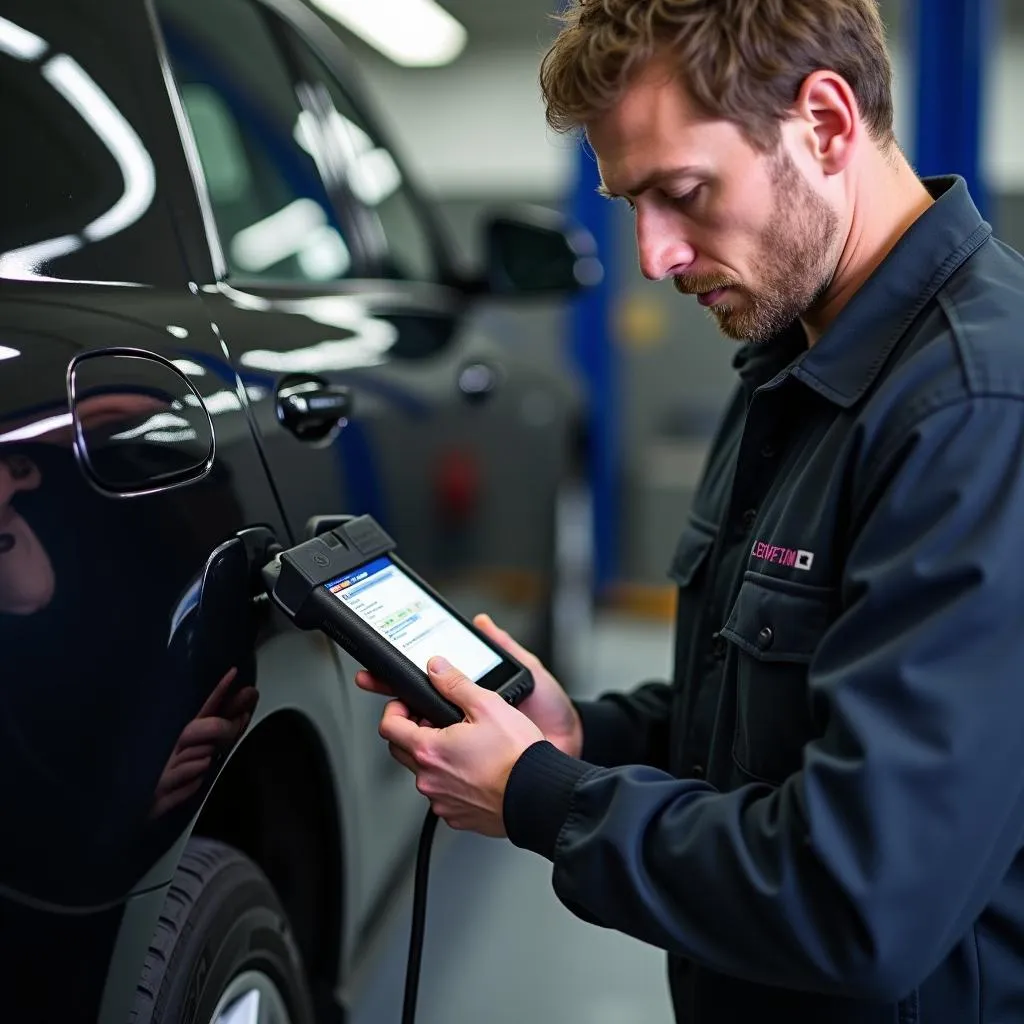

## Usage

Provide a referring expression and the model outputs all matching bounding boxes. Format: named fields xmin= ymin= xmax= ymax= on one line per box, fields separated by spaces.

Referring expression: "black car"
xmin=0 ymin=0 xmax=596 ymax=1019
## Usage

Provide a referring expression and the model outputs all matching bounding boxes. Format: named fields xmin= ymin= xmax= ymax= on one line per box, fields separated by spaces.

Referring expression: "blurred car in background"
xmin=0 ymin=0 xmax=598 ymax=1020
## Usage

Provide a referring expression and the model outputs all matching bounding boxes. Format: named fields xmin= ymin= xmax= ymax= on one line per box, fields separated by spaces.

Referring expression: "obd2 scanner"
xmin=262 ymin=516 xmax=535 ymax=1022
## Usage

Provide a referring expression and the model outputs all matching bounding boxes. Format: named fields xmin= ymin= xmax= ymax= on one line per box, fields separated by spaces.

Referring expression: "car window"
xmin=290 ymin=45 xmax=442 ymax=284
xmin=0 ymin=6 xmax=190 ymax=286
xmin=155 ymin=0 xmax=354 ymax=283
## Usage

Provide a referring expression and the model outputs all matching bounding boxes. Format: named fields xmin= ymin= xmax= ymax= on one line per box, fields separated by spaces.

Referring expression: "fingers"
xmin=426 ymin=657 xmax=487 ymax=714
xmin=157 ymin=756 xmax=212 ymax=794
xmin=354 ymin=670 xmax=395 ymax=697
xmin=178 ymin=716 xmax=240 ymax=747
xmin=379 ymin=699 xmax=421 ymax=749
xmin=171 ymin=743 xmax=217 ymax=764
xmin=224 ymin=686 xmax=259 ymax=721
xmin=388 ymin=741 xmax=417 ymax=773
xmin=197 ymin=667 xmax=238 ymax=718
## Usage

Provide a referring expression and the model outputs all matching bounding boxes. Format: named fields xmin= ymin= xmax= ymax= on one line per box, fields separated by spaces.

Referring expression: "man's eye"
xmin=670 ymin=185 xmax=703 ymax=207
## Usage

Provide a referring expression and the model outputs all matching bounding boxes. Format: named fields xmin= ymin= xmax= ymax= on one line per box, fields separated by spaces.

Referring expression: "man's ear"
xmin=792 ymin=69 xmax=860 ymax=175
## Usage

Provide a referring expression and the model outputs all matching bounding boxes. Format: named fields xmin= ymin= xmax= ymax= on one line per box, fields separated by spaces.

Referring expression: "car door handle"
xmin=276 ymin=375 xmax=353 ymax=443
xmin=457 ymin=360 xmax=501 ymax=405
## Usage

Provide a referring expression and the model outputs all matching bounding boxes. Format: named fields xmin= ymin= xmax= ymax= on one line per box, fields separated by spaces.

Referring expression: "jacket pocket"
xmin=720 ymin=574 xmax=834 ymax=785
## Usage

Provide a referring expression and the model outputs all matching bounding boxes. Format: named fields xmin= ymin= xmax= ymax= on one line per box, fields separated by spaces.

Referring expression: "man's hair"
xmin=540 ymin=0 xmax=895 ymax=152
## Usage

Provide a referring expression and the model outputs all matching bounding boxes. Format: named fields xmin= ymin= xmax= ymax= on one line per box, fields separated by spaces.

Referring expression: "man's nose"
xmin=636 ymin=204 xmax=696 ymax=281
xmin=0 ymin=463 xmax=15 ymax=508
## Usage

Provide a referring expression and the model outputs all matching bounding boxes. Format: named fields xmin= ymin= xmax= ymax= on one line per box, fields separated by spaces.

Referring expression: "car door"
xmin=0 ymin=1 xmax=298 ymax=1019
xmin=150 ymin=0 xmax=430 ymax=940
xmin=153 ymin=0 xmax=575 ymax=645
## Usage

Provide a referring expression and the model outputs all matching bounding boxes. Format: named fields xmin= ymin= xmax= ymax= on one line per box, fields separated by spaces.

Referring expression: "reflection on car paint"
xmin=229 ymin=198 xmax=352 ymax=278
xmin=0 ymin=454 xmax=55 ymax=615
xmin=0 ymin=324 xmax=272 ymax=917
xmin=0 ymin=15 xmax=155 ymax=281
xmin=0 ymin=0 xmax=582 ymax=1013
xmin=219 ymin=285 xmax=400 ymax=372
xmin=150 ymin=666 xmax=257 ymax=820
xmin=178 ymin=344 xmax=432 ymax=418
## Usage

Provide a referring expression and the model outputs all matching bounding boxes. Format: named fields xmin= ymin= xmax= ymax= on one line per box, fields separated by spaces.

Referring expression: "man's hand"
xmin=475 ymin=614 xmax=583 ymax=758
xmin=355 ymin=613 xmax=583 ymax=758
xmin=150 ymin=667 xmax=258 ymax=819
xmin=377 ymin=656 xmax=544 ymax=836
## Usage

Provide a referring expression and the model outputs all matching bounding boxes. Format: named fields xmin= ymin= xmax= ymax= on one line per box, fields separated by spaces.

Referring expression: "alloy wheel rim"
xmin=210 ymin=969 xmax=293 ymax=1024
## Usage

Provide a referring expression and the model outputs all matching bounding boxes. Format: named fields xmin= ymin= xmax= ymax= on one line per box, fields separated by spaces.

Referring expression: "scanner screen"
xmin=325 ymin=557 xmax=502 ymax=683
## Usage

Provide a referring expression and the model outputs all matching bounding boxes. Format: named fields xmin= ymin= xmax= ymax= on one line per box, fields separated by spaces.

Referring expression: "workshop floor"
xmin=349 ymin=612 xmax=677 ymax=1024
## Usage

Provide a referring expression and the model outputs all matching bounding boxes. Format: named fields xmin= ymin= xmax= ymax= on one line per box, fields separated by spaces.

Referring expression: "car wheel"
xmin=131 ymin=838 xmax=315 ymax=1024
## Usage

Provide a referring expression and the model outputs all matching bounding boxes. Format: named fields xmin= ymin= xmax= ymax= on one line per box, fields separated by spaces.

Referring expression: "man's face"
xmin=0 ymin=455 xmax=55 ymax=615
xmin=588 ymin=61 xmax=842 ymax=343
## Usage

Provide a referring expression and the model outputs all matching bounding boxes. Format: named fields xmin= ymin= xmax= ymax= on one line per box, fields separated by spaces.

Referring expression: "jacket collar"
xmin=733 ymin=176 xmax=992 ymax=406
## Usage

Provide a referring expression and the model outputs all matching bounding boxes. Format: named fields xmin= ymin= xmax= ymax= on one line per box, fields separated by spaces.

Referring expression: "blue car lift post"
xmin=908 ymin=0 xmax=996 ymax=218
xmin=569 ymin=140 xmax=618 ymax=598
xmin=570 ymin=0 xmax=998 ymax=597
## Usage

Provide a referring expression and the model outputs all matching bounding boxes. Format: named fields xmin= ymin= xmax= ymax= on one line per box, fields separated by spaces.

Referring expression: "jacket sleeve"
xmin=504 ymin=396 xmax=1024 ymax=1001
xmin=572 ymin=682 xmax=673 ymax=770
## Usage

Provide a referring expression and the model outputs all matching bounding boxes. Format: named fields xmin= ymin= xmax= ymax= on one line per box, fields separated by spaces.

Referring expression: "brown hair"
xmin=540 ymin=0 xmax=895 ymax=152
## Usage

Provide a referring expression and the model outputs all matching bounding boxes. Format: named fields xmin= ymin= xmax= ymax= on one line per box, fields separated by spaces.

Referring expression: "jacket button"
xmin=741 ymin=508 xmax=758 ymax=531
xmin=760 ymin=442 xmax=777 ymax=459
xmin=757 ymin=626 xmax=774 ymax=650
xmin=710 ymin=632 xmax=727 ymax=659
xmin=691 ymin=764 xmax=705 ymax=779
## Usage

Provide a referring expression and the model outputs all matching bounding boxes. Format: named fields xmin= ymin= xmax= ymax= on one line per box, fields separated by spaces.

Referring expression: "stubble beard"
xmin=679 ymin=151 xmax=841 ymax=344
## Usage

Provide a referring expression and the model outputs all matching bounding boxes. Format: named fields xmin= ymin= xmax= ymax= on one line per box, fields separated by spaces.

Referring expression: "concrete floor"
xmin=350 ymin=613 xmax=677 ymax=1024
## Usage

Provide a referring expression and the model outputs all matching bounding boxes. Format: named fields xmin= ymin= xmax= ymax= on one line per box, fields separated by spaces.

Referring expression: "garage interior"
xmin=0 ymin=0 xmax=1018 ymax=1021
xmin=338 ymin=0 xmax=1016 ymax=1019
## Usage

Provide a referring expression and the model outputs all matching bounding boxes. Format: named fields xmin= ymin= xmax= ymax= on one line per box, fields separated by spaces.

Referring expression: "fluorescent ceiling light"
xmin=0 ymin=413 xmax=72 ymax=443
xmin=143 ymin=428 xmax=199 ymax=444
xmin=310 ymin=0 xmax=466 ymax=67
xmin=231 ymin=198 xmax=351 ymax=278
xmin=0 ymin=235 xmax=81 ymax=279
xmin=42 ymin=55 xmax=156 ymax=243
xmin=183 ymin=390 xmax=241 ymax=415
xmin=241 ymin=337 xmax=393 ymax=373
xmin=171 ymin=358 xmax=205 ymax=376
xmin=0 ymin=15 xmax=47 ymax=61
xmin=110 ymin=413 xmax=192 ymax=441
xmin=0 ymin=49 xmax=155 ymax=280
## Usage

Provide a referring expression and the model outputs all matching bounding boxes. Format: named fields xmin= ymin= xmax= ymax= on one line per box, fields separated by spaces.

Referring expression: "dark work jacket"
xmin=503 ymin=177 xmax=1024 ymax=1023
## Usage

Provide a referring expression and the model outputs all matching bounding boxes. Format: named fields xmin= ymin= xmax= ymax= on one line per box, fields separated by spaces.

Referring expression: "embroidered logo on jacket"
xmin=751 ymin=540 xmax=815 ymax=571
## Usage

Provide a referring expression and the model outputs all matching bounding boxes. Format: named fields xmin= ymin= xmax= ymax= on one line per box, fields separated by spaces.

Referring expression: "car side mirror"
xmin=478 ymin=206 xmax=604 ymax=297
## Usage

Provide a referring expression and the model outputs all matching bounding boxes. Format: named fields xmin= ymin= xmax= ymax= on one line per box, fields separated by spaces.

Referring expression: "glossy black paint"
xmin=0 ymin=0 xmax=590 ymax=1019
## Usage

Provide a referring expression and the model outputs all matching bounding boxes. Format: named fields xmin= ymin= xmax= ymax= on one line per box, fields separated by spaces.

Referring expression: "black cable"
xmin=401 ymin=808 xmax=440 ymax=1024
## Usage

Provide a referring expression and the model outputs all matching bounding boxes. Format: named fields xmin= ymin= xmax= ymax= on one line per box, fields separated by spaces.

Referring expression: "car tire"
xmin=131 ymin=837 xmax=316 ymax=1024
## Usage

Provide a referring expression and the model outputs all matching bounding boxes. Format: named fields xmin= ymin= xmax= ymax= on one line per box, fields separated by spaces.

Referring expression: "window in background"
xmin=987 ymin=3 xmax=1024 ymax=254
xmin=291 ymin=46 xmax=441 ymax=283
xmin=156 ymin=0 xmax=353 ymax=283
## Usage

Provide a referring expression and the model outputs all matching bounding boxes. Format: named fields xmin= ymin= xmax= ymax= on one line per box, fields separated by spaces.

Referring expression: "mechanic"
xmin=356 ymin=0 xmax=1024 ymax=1020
